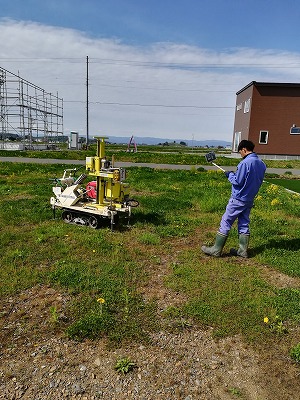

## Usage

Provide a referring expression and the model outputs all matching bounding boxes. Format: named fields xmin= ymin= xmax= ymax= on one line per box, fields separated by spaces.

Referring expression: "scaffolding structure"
xmin=0 ymin=67 xmax=63 ymax=148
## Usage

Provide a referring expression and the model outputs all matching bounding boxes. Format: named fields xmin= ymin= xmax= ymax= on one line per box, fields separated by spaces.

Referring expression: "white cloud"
xmin=1 ymin=18 xmax=300 ymax=142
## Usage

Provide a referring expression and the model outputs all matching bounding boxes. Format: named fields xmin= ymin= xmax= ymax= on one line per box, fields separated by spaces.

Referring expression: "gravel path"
xmin=1 ymin=156 xmax=300 ymax=175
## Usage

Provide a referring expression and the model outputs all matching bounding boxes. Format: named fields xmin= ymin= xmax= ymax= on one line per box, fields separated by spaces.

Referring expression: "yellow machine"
xmin=50 ymin=137 xmax=138 ymax=229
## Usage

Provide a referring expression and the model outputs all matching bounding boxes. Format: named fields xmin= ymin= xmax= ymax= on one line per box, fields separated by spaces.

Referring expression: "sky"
xmin=1 ymin=0 xmax=300 ymax=143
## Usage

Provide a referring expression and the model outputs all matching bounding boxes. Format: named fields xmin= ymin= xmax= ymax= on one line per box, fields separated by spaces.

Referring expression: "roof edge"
xmin=236 ymin=81 xmax=300 ymax=95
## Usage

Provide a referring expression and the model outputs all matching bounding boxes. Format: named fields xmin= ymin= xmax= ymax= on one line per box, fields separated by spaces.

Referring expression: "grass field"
xmin=265 ymin=177 xmax=300 ymax=193
xmin=1 ymin=144 xmax=300 ymax=170
xmin=1 ymin=161 xmax=300 ymax=355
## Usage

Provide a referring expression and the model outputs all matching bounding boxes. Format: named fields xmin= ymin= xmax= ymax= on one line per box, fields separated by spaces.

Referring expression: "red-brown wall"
xmin=233 ymin=84 xmax=253 ymax=146
xmin=233 ymin=82 xmax=300 ymax=156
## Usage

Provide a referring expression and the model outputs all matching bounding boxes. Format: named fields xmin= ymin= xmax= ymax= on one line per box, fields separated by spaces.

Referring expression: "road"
xmin=1 ymin=156 xmax=300 ymax=175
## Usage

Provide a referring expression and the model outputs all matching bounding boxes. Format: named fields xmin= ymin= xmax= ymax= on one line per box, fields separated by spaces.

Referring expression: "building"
xmin=233 ymin=81 xmax=300 ymax=159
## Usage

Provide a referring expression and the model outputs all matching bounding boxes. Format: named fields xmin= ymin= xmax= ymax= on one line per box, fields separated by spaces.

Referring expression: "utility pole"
xmin=86 ymin=55 xmax=89 ymax=148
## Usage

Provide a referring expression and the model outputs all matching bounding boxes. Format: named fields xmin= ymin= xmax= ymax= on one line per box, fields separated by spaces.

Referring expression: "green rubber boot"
xmin=230 ymin=234 xmax=250 ymax=258
xmin=201 ymin=232 xmax=228 ymax=257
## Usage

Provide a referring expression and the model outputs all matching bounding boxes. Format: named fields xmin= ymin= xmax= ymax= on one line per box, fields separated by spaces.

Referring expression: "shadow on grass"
xmin=50 ymin=210 xmax=166 ymax=231
xmin=251 ymin=238 xmax=300 ymax=256
xmin=130 ymin=210 xmax=167 ymax=226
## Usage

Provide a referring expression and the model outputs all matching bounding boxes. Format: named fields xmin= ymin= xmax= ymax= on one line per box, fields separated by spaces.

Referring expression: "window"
xmin=244 ymin=98 xmax=251 ymax=113
xmin=259 ymin=131 xmax=268 ymax=144
xmin=290 ymin=126 xmax=300 ymax=134
xmin=233 ymin=132 xmax=241 ymax=152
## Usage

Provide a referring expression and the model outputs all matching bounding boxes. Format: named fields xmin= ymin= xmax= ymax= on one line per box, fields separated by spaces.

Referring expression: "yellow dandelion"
xmin=97 ymin=298 xmax=105 ymax=304
xmin=264 ymin=317 xmax=269 ymax=324
xmin=271 ymin=198 xmax=280 ymax=206
xmin=267 ymin=184 xmax=279 ymax=194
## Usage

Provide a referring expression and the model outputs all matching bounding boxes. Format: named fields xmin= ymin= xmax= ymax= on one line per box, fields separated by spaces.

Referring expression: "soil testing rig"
xmin=50 ymin=137 xmax=139 ymax=229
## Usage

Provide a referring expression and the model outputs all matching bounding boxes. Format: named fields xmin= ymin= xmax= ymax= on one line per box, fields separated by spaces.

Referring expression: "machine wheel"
xmin=62 ymin=210 xmax=73 ymax=223
xmin=88 ymin=215 xmax=99 ymax=229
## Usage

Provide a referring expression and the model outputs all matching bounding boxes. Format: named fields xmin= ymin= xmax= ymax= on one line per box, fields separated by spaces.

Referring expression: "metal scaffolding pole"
xmin=0 ymin=66 xmax=63 ymax=148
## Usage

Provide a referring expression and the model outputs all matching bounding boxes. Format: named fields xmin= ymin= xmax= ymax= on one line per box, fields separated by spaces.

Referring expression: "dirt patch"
xmin=259 ymin=266 xmax=300 ymax=288
xmin=1 ymin=275 xmax=300 ymax=400
xmin=139 ymin=252 xmax=187 ymax=310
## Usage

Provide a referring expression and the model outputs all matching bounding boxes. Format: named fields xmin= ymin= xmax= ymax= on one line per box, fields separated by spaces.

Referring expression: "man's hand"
xmin=224 ymin=171 xmax=233 ymax=178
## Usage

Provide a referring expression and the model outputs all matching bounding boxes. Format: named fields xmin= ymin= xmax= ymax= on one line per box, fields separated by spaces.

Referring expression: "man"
xmin=201 ymin=140 xmax=266 ymax=258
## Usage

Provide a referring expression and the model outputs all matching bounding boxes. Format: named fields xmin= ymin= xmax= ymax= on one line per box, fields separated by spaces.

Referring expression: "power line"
xmin=89 ymin=83 xmax=235 ymax=92
xmin=96 ymin=102 xmax=234 ymax=109
xmin=2 ymin=57 xmax=300 ymax=69
xmin=64 ymin=100 xmax=234 ymax=109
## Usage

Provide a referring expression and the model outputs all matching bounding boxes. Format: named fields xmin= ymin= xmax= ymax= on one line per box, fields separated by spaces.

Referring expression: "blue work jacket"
xmin=227 ymin=153 xmax=266 ymax=203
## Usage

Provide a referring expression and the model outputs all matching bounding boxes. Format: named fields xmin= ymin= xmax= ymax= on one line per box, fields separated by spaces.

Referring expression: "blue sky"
xmin=1 ymin=0 xmax=300 ymax=142
xmin=2 ymin=0 xmax=299 ymax=50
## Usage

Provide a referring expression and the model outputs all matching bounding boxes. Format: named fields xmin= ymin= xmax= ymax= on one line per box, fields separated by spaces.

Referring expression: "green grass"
xmin=167 ymin=254 xmax=300 ymax=339
xmin=0 ymin=161 xmax=300 ymax=347
xmin=265 ymin=178 xmax=300 ymax=193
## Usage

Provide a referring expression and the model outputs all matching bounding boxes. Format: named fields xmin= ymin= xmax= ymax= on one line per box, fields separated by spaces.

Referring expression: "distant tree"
xmin=180 ymin=141 xmax=187 ymax=146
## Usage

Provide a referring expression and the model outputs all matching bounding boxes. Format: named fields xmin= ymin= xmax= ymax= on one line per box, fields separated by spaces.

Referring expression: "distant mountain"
xmin=105 ymin=136 xmax=231 ymax=147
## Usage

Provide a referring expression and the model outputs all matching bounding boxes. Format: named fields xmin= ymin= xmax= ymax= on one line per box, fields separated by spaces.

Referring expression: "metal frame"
xmin=0 ymin=67 xmax=63 ymax=147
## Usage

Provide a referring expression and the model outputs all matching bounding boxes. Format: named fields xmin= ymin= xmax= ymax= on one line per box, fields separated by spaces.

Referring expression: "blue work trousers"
xmin=219 ymin=197 xmax=252 ymax=236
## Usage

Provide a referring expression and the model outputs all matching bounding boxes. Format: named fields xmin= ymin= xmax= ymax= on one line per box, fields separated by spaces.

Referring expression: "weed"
xmin=228 ymin=387 xmax=242 ymax=397
xmin=175 ymin=318 xmax=193 ymax=330
xmin=97 ymin=297 xmax=105 ymax=315
xmin=49 ymin=306 xmax=59 ymax=324
xmin=290 ymin=343 xmax=300 ymax=363
xmin=163 ymin=306 xmax=192 ymax=331
xmin=270 ymin=317 xmax=288 ymax=334
xmin=114 ymin=357 xmax=136 ymax=374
